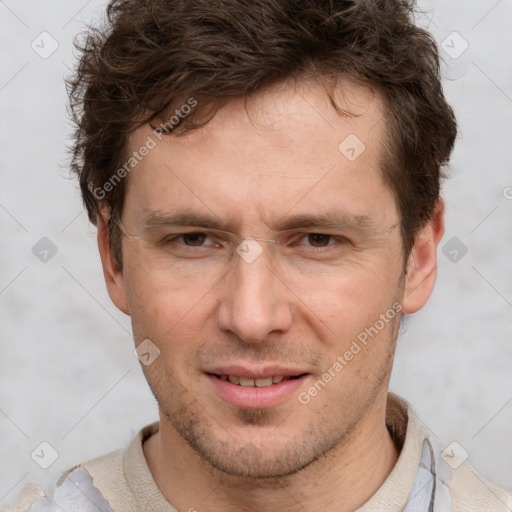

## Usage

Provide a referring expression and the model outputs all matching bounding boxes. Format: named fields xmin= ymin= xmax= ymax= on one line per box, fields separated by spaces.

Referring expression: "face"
xmin=99 ymin=79 xmax=442 ymax=478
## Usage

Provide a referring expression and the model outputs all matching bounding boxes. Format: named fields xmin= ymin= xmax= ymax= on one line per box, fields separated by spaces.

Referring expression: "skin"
xmin=98 ymin=78 xmax=444 ymax=512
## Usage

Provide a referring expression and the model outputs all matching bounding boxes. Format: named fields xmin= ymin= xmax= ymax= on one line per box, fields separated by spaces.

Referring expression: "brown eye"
xmin=181 ymin=233 xmax=208 ymax=246
xmin=306 ymin=233 xmax=332 ymax=247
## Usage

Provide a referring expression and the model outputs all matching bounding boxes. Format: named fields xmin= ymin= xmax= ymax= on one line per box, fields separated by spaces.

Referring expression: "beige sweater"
xmin=8 ymin=394 xmax=512 ymax=512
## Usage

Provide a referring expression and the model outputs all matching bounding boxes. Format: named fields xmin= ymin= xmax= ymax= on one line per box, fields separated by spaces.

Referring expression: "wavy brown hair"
xmin=67 ymin=0 xmax=457 ymax=266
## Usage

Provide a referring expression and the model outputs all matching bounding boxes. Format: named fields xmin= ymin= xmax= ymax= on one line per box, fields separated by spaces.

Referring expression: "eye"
xmin=287 ymin=232 xmax=351 ymax=258
xmin=299 ymin=233 xmax=335 ymax=248
xmin=178 ymin=232 xmax=213 ymax=246
xmin=161 ymin=231 xmax=221 ymax=252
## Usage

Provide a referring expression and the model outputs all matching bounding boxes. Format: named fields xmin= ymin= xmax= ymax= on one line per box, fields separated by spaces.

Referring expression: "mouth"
xmin=205 ymin=368 xmax=310 ymax=409
xmin=209 ymin=373 xmax=305 ymax=388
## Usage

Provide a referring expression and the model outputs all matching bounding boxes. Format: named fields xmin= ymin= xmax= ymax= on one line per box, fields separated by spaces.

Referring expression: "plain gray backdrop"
xmin=1 ymin=0 xmax=511 ymax=507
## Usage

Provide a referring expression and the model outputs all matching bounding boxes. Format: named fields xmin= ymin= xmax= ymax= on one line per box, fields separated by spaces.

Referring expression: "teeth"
xmin=255 ymin=377 xmax=273 ymax=387
xmin=220 ymin=375 xmax=288 ymax=387
xmin=228 ymin=375 xmax=240 ymax=385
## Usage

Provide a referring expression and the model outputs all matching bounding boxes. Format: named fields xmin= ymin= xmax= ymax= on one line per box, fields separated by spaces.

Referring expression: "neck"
xmin=144 ymin=391 xmax=399 ymax=512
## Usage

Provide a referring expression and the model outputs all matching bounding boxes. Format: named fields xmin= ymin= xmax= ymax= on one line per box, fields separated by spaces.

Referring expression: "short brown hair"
xmin=67 ymin=0 xmax=457 ymax=265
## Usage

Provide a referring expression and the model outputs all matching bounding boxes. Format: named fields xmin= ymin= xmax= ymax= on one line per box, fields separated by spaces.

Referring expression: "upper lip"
xmin=205 ymin=365 xmax=308 ymax=379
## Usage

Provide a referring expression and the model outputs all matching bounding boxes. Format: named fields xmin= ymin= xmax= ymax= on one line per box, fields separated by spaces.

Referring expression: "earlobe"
xmin=401 ymin=201 xmax=445 ymax=314
xmin=97 ymin=213 xmax=131 ymax=315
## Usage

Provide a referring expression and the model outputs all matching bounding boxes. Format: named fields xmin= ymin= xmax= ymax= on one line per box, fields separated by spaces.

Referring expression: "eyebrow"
xmin=140 ymin=209 xmax=378 ymax=234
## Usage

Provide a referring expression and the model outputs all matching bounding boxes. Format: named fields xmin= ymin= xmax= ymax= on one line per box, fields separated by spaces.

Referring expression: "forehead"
xmin=123 ymin=79 xmax=397 ymax=229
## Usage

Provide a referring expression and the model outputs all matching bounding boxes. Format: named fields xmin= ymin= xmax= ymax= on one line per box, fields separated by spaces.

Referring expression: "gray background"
xmin=1 ymin=0 xmax=511 ymax=506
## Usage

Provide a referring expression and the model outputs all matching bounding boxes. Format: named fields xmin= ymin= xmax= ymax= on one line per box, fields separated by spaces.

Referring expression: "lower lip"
xmin=206 ymin=374 xmax=309 ymax=409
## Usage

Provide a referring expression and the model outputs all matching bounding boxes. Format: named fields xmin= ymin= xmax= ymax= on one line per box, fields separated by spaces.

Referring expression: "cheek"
xmin=122 ymin=258 xmax=210 ymax=341
xmin=292 ymin=256 xmax=402 ymax=331
xmin=122 ymin=240 xmax=404 ymax=351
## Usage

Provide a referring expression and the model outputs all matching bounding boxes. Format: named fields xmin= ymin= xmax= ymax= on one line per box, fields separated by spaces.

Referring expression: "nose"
xmin=216 ymin=247 xmax=293 ymax=343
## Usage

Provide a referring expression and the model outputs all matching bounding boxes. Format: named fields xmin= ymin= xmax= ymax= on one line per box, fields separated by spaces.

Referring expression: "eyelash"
xmin=162 ymin=232 xmax=349 ymax=252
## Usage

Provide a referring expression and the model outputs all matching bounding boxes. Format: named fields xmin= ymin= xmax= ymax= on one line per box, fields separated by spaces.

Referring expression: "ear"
xmin=97 ymin=213 xmax=130 ymax=315
xmin=401 ymin=200 xmax=445 ymax=314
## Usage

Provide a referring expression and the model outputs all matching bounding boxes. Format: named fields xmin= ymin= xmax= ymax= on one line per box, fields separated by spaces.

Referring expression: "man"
xmin=6 ymin=0 xmax=511 ymax=511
